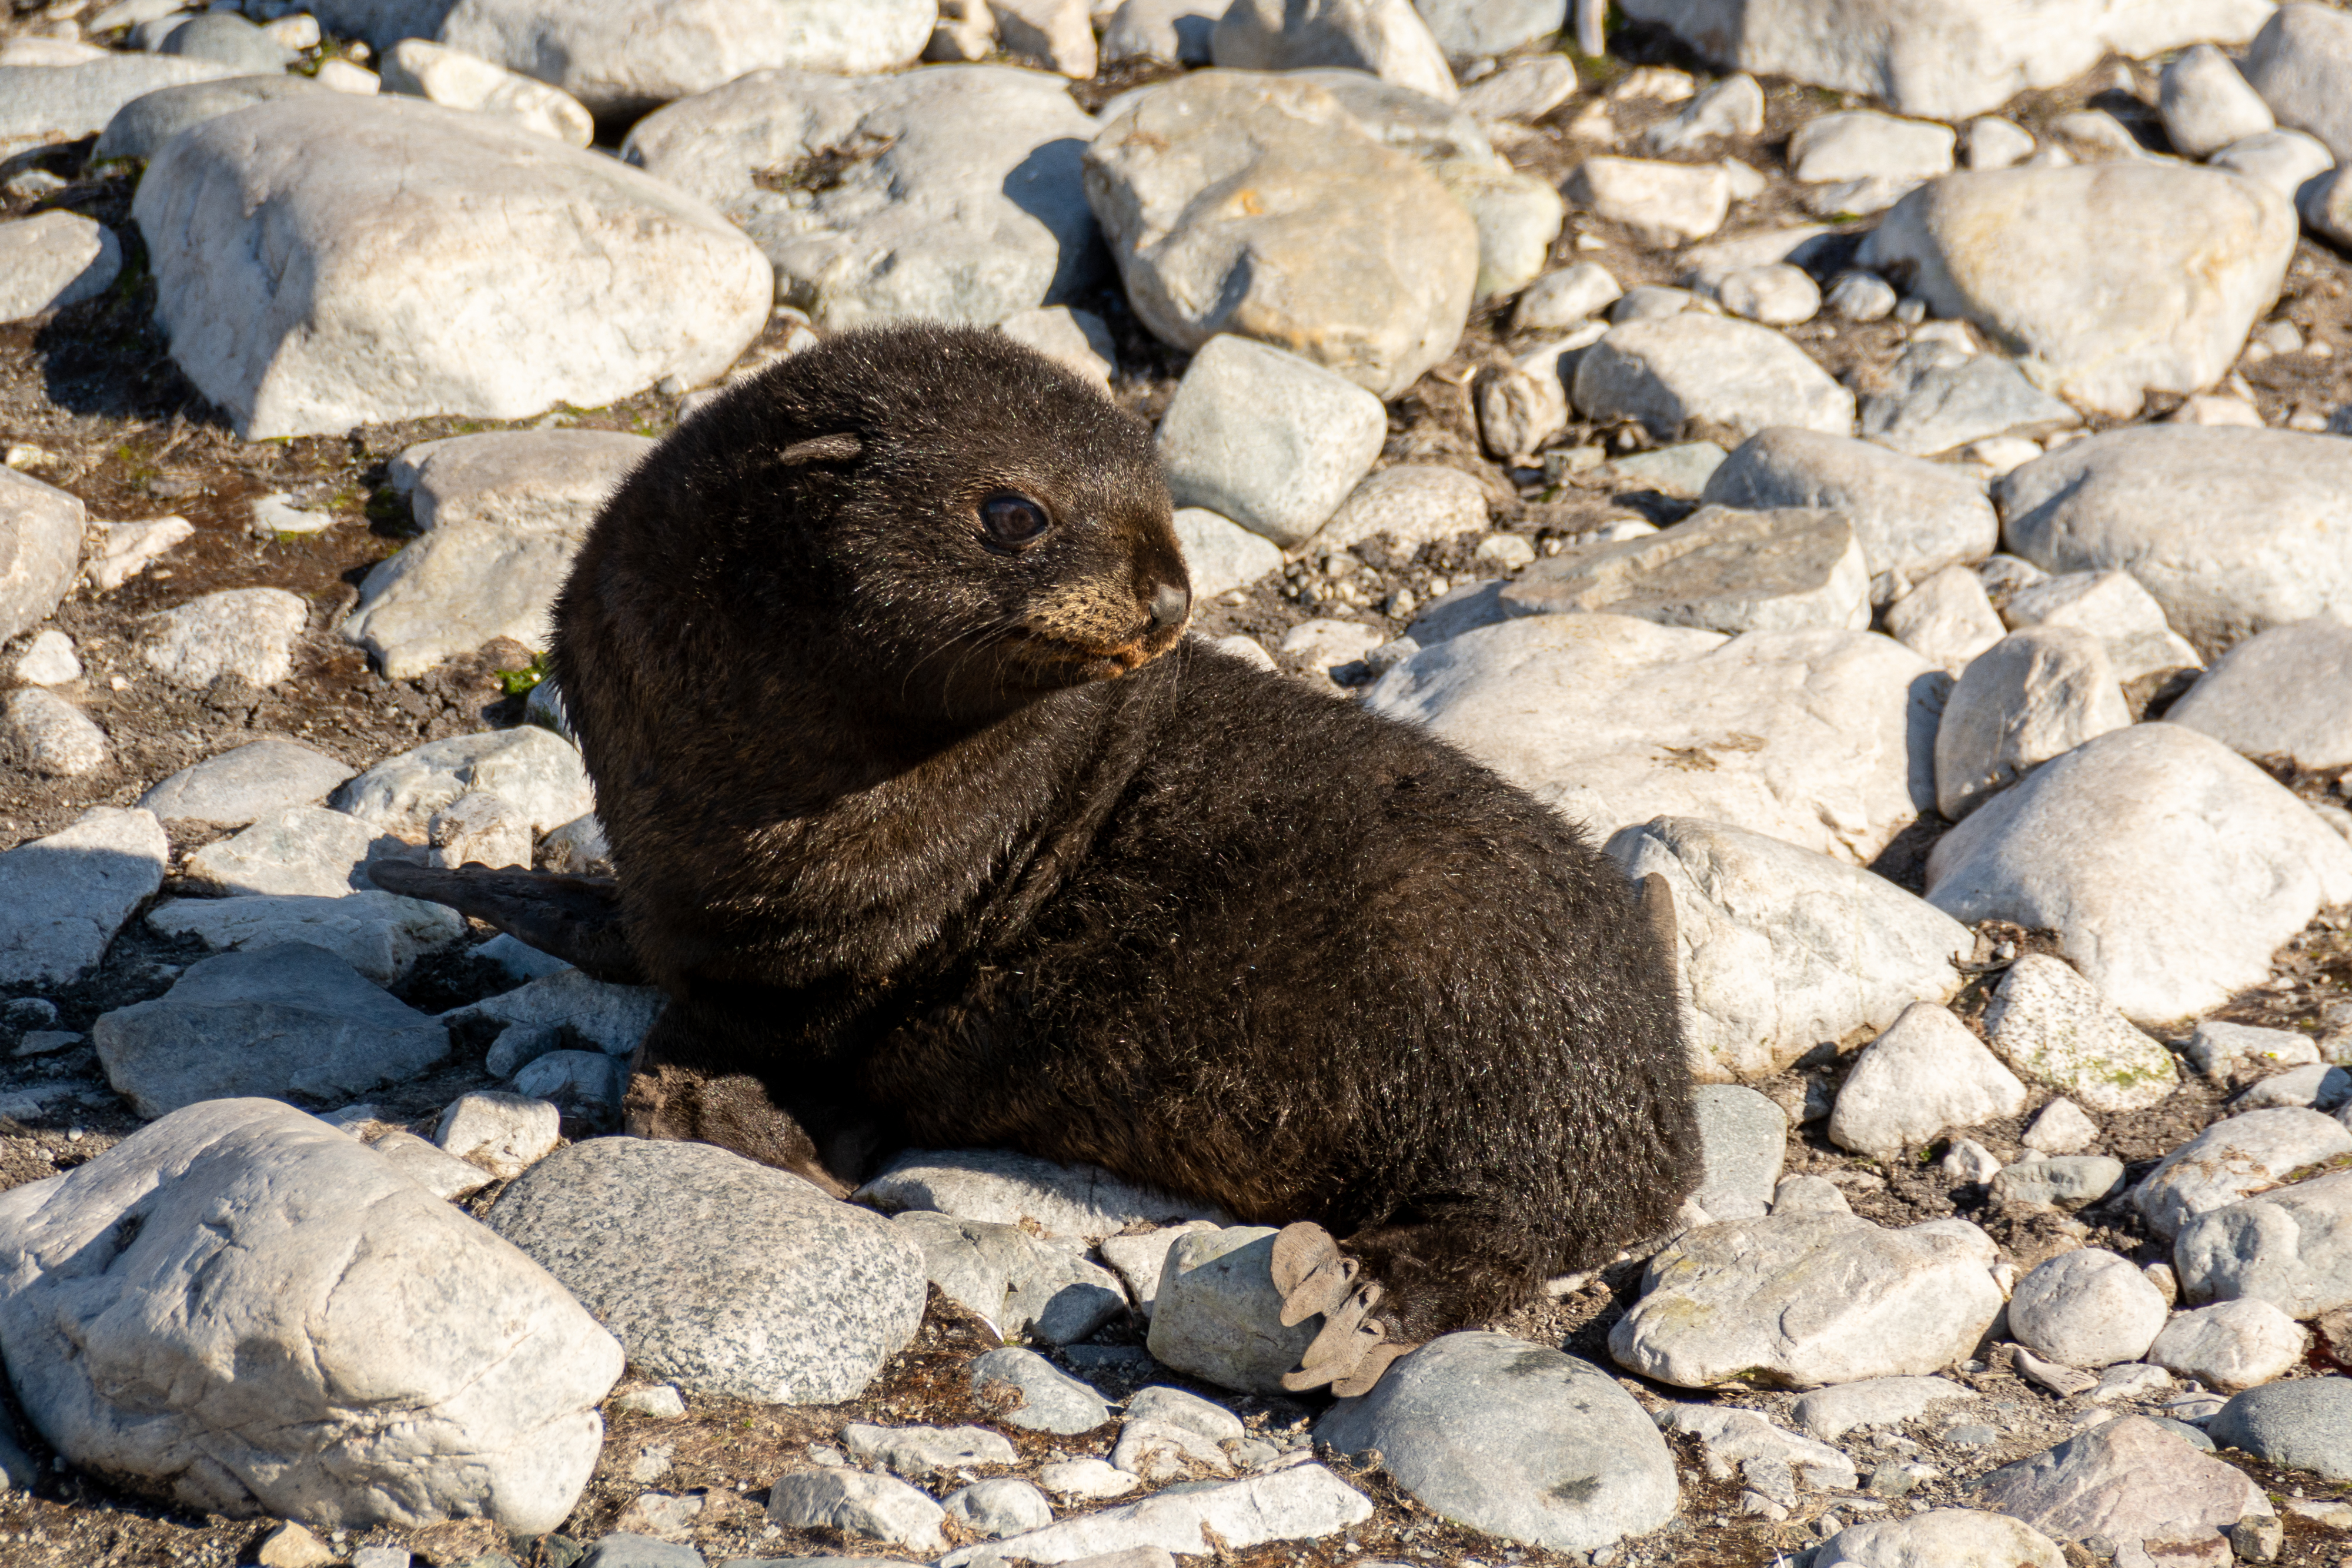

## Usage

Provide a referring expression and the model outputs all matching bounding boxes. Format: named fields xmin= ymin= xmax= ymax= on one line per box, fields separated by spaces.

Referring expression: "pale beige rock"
xmin=1312 ymin=466 xmax=1487 ymax=554
xmin=0 ymin=465 xmax=85 ymax=643
xmin=0 ymin=211 xmax=121 ymax=323
xmin=1860 ymin=165 xmax=2297 ymax=417
xmin=1933 ymin=626 xmax=2130 ymax=821
xmin=1210 ymin=0 xmax=1455 ymax=102
xmin=380 ymin=39 xmax=592 ymax=146
xmin=1084 ymin=71 xmax=1478 ymax=399
xmin=1885 ymin=566 xmax=2006 ymax=674
xmin=2167 ymin=618 xmax=2352 ymax=772
xmin=1564 ymin=156 xmax=1730 ymax=248
xmin=994 ymin=0 xmax=1095 ymax=75
xmin=86 ymin=516 xmax=193 ymax=593
xmin=4 ymin=687 xmax=106 ymax=777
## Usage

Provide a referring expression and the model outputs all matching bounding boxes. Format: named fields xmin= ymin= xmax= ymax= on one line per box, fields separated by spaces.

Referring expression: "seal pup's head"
xmin=577 ymin=322 xmax=1191 ymax=730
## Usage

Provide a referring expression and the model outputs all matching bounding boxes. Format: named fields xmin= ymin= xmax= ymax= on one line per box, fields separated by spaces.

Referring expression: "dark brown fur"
xmin=543 ymin=323 xmax=1700 ymax=1338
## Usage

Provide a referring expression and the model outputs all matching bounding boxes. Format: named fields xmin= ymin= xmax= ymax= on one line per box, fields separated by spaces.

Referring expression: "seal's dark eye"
xmin=980 ymin=492 xmax=1051 ymax=547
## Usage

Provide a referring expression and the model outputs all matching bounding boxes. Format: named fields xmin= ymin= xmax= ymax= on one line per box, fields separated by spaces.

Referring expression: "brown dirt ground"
xmin=2 ymin=21 xmax=2352 ymax=1568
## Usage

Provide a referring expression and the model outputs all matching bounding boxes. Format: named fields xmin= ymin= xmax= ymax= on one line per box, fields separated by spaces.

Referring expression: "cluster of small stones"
xmin=4 ymin=0 xmax=2352 ymax=1564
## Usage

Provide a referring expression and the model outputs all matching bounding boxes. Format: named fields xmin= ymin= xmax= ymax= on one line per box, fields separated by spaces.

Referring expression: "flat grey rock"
xmin=1500 ymin=505 xmax=1870 ymax=637
xmin=1370 ymin=617 xmax=1940 ymax=864
xmin=968 ymin=1347 xmax=1111 ymax=1434
xmin=623 ymin=65 xmax=1098 ymax=333
xmin=0 ymin=1098 xmax=621 ymax=1531
xmin=0 ymin=466 xmax=85 ymax=645
xmin=2208 ymin=1376 xmax=2352 ymax=1483
xmin=857 ymin=1146 xmax=1225 ymax=1244
xmin=2001 ymin=570 xmax=2202 ymax=684
xmin=1701 ymin=427 xmax=1996 ymax=603
xmin=2167 ymin=617 xmax=2352 ymax=773
xmin=1573 ymin=313 xmax=1856 ymax=443
xmin=2160 ymin=44 xmax=2274 ymax=159
xmin=183 ymin=805 xmax=418 ymax=898
xmin=1857 ymin=345 xmax=2080 ymax=459
xmin=1688 ymin=1084 xmax=1787 ymax=1219
xmin=1992 ymin=1155 xmax=2125 ymax=1211
xmin=1086 ymin=71 xmax=1476 ymax=400
xmin=766 ymin=1467 xmax=946 ymax=1557
xmin=1172 ymin=509 xmax=1284 ymax=598
xmin=138 ymin=737 xmax=355 ymax=826
xmin=936 ymin=1463 xmax=1372 ymax=1566
xmin=94 ymin=73 xmax=328 ymax=161
xmin=158 ymin=12 xmax=291 ymax=72
xmin=1610 ymin=1212 xmax=2003 ymax=1389
xmin=1317 ymin=1332 xmax=1678 ymax=1552
xmin=0 ymin=55 xmax=239 ymax=152
xmin=135 ymin=95 xmax=768 ymax=440
xmin=92 ymin=942 xmax=450 ymax=1118
xmin=4 ymin=686 xmax=106 ymax=776
xmin=1927 ymin=726 xmax=2352 ymax=1026
xmin=145 ymin=891 xmax=465 ymax=987
xmin=0 ymin=807 xmax=168 ymax=987
xmin=844 ymin=1422 xmax=1017 ymax=1476
xmin=342 ymin=430 xmax=653 ymax=679
xmin=1792 ymin=1376 xmax=1971 ymax=1440
xmin=582 ymin=1536 xmax=705 ymax=1568
xmin=486 ymin=1137 xmax=926 ymax=1403
xmin=1860 ymin=163 xmax=2295 ymax=417
xmin=943 ymin=1477 xmax=1053 ymax=1540
xmin=439 ymin=0 xmax=930 ymax=115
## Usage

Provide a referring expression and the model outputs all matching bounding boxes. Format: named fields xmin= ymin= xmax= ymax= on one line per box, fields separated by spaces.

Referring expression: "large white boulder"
xmin=1999 ymin=427 xmax=2352 ymax=658
xmin=1604 ymin=817 xmax=1971 ymax=1082
xmin=1929 ymin=726 xmax=2352 ymax=1025
xmin=623 ymin=65 xmax=1100 ymax=331
xmin=1860 ymin=165 xmax=2297 ymax=418
xmin=1084 ymin=69 xmax=1478 ymax=399
xmin=1367 ymin=616 xmax=1942 ymax=864
xmin=0 ymin=1099 xmax=621 ymax=1532
xmin=1615 ymin=0 xmax=2275 ymax=122
xmin=436 ymin=0 xmax=936 ymax=115
xmin=135 ymin=95 xmax=770 ymax=440
xmin=343 ymin=431 xmax=654 ymax=678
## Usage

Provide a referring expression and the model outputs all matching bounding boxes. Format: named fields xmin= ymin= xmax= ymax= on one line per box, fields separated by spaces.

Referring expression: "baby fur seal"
xmin=393 ymin=323 xmax=1699 ymax=1395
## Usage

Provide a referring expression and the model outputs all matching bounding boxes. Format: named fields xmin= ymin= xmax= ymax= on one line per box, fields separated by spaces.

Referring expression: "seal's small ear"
xmin=777 ymin=433 xmax=863 ymax=466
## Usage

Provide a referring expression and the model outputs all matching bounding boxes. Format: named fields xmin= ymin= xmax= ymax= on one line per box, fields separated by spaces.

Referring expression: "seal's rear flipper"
xmin=366 ymin=860 xmax=646 ymax=984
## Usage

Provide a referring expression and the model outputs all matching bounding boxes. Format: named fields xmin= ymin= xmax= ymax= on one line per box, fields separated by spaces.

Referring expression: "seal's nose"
xmin=1148 ymin=580 xmax=1191 ymax=634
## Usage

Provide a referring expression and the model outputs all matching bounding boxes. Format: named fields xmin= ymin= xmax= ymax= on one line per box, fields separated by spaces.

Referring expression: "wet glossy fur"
xmin=549 ymin=323 xmax=1699 ymax=1336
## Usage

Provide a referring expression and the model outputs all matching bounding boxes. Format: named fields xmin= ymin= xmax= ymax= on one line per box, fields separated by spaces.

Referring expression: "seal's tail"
xmin=366 ymin=861 xmax=646 ymax=984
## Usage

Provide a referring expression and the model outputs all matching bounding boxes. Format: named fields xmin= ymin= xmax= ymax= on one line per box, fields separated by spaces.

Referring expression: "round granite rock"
xmin=2207 ymin=1377 xmax=2352 ymax=1482
xmin=484 ymin=1136 xmax=927 ymax=1404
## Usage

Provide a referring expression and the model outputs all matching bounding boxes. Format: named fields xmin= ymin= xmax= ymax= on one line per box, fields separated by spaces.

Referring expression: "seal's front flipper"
xmin=366 ymin=860 xmax=645 ymax=984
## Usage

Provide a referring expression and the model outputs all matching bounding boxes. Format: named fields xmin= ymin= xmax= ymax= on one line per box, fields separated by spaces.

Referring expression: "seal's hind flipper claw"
xmin=1278 ymin=1255 xmax=1360 ymax=1327
xmin=1329 ymin=1341 xmax=1414 ymax=1398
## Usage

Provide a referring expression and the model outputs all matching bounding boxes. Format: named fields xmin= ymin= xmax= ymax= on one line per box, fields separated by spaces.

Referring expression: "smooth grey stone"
xmin=157 ymin=13 xmax=292 ymax=73
xmin=1317 ymin=1332 xmax=1678 ymax=1553
xmin=0 ymin=806 xmax=165 ymax=988
xmin=1858 ymin=345 xmax=2079 ymax=458
xmin=0 ymin=466 xmax=85 ymax=646
xmin=582 ymin=1536 xmax=704 ymax=1568
xmin=136 ymin=736 xmax=355 ymax=826
xmin=941 ymin=1477 xmax=1054 ymax=1539
xmin=1992 ymin=1155 xmax=2126 ymax=1210
xmin=91 ymin=941 xmax=449 ymax=1119
xmin=2151 ymin=1416 xmax=2216 ymax=1451
xmin=890 ymin=1211 xmax=1126 ymax=1346
xmin=1689 ymin=1084 xmax=1788 ymax=1221
xmin=969 ymin=1346 xmax=1112 ymax=1434
xmin=2207 ymin=1376 xmax=2352 ymax=1481
xmin=485 ymin=1138 xmax=927 ymax=1404
xmin=1287 ymin=68 xmax=1492 ymax=163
